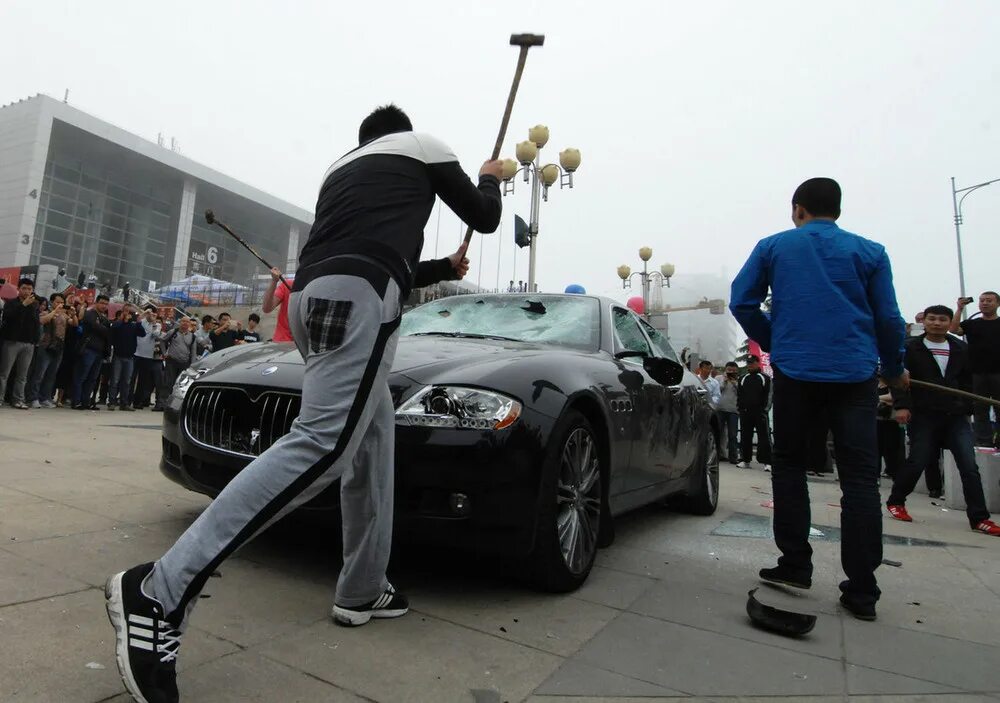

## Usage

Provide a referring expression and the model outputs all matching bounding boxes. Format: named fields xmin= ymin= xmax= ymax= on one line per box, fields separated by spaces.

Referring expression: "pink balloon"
xmin=626 ymin=296 xmax=645 ymax=314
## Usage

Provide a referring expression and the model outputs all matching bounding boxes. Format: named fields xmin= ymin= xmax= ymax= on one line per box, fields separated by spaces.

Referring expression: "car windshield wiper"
xmin=411 ymin=332 xmax=522 ymax=342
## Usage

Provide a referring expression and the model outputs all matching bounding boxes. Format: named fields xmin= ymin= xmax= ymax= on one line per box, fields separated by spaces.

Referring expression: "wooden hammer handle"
xmin=909 ymin=378 xmax=1000 ymax=407
xmin=463 ymin=45 xmax=531 ymax=247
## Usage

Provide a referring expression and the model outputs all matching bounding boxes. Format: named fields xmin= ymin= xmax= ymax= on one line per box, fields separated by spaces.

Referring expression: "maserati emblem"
xmin=261 ymin=366 xmax=278 ymax=376
xmin=250 ymin=429 xmax=261 ymax=446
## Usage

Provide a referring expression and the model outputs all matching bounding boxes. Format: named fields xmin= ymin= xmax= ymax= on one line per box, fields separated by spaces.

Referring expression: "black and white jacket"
xmin=296 ymin=131 xmax=502 ymax=295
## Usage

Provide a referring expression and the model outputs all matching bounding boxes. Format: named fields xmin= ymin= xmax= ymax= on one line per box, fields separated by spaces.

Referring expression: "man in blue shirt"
xmin=730 ymin=178 xmax=907 ymax=621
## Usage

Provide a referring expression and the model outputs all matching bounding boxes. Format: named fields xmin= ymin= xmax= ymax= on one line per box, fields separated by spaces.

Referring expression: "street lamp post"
xmin=501 ymin=125 xmax=581 ymax=292
xmin=616 ymin=247 xmax=675 ymax=318
xmin=951 ymin=175 xmax=1000 ymax=303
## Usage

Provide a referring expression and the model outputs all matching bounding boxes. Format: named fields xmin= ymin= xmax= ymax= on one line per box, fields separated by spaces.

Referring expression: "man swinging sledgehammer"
xmin=105 ymin=104 xmax=504 ymax=703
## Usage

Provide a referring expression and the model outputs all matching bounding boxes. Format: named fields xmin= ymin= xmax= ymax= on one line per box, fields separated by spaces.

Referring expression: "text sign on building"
xmin=189 ymin=241 xmax=223 ymax=277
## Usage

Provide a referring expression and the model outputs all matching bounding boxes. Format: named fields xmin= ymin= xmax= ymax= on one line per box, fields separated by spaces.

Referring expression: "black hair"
xmin=923 ymin=304 xmax=954 ymax=320
xmin=218 ymin=312 xmax=231 ymax=320
xmin=49 ymin=293 xmax=64 ymax=303
xmin=201 ymin=314 xmax=214 ymax=324
xmin=358 ymin=104 xmax=412 ymax=145
xmin=698 ymin=360 xmax=714 ymax=369
xmin=747 ymin=354 xmax=760 ymax=363
xmin=95 ymin=294 xmax=109 ymax=303
xmin=725 ymin=361 xmax=738 ymax=367
xmin=18 ymin=277 xmax=34 ymax=288
xmin=982 ymin=291 xmax=1000 ymax=302
xmin=792 ymin=178 xmax=842 ymax=219
xmin=248 ymin=313 xmax=260 ymax=323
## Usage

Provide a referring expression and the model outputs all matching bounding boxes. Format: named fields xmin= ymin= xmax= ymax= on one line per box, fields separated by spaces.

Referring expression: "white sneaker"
xmin=737 ymin=462 xmax=751 ymax=469
xmin=40 ymin=400 xmax=56 ymax=408
xmin=30 ymin=400 xmax=41 ymax=409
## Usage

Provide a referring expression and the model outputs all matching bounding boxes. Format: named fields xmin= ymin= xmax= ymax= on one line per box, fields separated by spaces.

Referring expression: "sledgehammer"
xmin=462 ymin=33 xmax=545 ymax=248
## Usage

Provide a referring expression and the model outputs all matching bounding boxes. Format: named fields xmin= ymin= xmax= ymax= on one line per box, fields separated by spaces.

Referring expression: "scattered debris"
xmin=916 ymin=619 xmax=924 ymax=624
xmin=44 ymin=460 xmax=51 ymax=464
xmin=760 ymin=500 xmax=774 ymax=509
xmin=827 ymin=503 xmax=841 ymax=508
xmin=513 ymin=618 xmax=519 ymax=623
xmin=793 ymin=673 xmax=808 ymax=680
xmin=546 ymin=632 xmax=559 ymax=639
xmin=908 ymin=601 xmax=921 ymax=606
xmin=210 ymin=570 xmax=222 ymax=578
xmin=881 ymin=559 xmax=902 ymax=568
xmin=809 ymin=527 xmax=825 ymax=537
xmin=746 ymin=588 xmax=817 ymax=637
xmin=85 ymin=662 xmax=105 ymax=670
xmin=199 ymin=594 xmax=212 ymax=599
xmin=499 ymin=626 xmax=507 ymax=633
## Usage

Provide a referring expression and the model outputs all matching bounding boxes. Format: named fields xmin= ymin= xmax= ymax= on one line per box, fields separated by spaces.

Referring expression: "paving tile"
xmin=175 ymin=650 xmax=368 ymax=702
xmin=629 ymin=581 xmax=844 ymax=660
xmin=843 ymin=617 xmax=1000 ymax=691
xmin=258 ymin=611 xmax=562 ymax=703
xmin=0 ymin=548 xmax=90 ymax=606
xmin=846 ymin=663 xmax=962 ymax=695
xmin=61 ymin=489 xmax=207 ymax=527
xmin=573 ymin=612 xmax=846 ymax=697
xmin=848 ymin=695 xmax=1000 ymax=703
xmin=571 ymin=565 xmax=657 ymax=610
xmin=0 ymin=589 xmax=237 ymax=703
xmin=3 ymin=474 xmax=148 ymax=502
xmin=535 ymin=659 xmax=686 ymax=697
xmin=410 ymin=583 xmax=619 ymax=656
xmin=1 ymin=500 xmax=118 ymax=542
xmin=4 ymin=524 xmax=181 ymax=587
xmin=0 ymin=485 xmax=45 ymax=507
xmin=185 ymin=557 xmax=330 ymax=647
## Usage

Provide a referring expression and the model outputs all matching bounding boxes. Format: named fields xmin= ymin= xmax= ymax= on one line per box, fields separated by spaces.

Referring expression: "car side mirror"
xmin=643 ymin=356 xmax=685 ymax=386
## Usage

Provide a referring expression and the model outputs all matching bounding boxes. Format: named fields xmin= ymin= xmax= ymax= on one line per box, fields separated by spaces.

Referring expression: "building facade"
xmin=0 ymin=94 xmax=312 ymax=294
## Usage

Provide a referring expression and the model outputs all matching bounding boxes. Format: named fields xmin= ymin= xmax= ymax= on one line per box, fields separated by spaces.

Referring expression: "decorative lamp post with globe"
xmin=500 ymin=125 xmax=581 ymax=292
xmin=617 ymin=247 xmax=674 ymax=319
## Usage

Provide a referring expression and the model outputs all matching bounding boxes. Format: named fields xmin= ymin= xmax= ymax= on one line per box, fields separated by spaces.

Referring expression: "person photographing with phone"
xmin=951 ymin=291 xmax=1000 ymax=449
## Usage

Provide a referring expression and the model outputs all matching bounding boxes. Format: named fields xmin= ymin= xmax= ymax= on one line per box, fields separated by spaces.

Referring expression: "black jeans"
xmin=972 ymin=372 xmax=1000 ymax=447
xmin=876 ymin=419 xmax=905 ymax=479
xmin=771 ymin=367 xmax=882 ymax=606
xmin=739 ymin=409 xmax=772 ymax=464
xmin=889 ymin=413 xmax=990 ymax=527
xmin=719 ymin=410 xmax=740 ymax=461
xmin=133 ymin=357 xmax=164 ymax=408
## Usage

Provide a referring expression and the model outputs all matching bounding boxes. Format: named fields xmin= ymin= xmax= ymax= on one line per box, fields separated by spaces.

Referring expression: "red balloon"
xmin=626 ymin=296 xmax=645 ymax=314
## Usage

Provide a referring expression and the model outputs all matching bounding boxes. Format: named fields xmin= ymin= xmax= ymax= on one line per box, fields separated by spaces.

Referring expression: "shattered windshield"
xmin=401 ymin=295 xmax=600 ymax=350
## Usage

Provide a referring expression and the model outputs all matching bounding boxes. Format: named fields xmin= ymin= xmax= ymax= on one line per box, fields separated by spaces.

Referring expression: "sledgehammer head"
xmin=204 ymin=209 xmax=216 ymax=225
xmin=510 ymin=33 xmax=545 ymax=47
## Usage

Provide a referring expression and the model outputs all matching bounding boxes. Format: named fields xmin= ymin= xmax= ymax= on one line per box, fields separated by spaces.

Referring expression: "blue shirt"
xmin=730 ymin=219 xmax=905 ymax=383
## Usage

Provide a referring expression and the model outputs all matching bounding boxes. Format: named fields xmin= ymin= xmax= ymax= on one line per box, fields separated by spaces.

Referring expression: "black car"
xmin=160 ymin=293 xmax=719 ymax=591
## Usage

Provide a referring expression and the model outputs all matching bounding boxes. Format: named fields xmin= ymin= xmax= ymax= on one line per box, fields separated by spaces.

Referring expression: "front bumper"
xmin=159 ymin=396 xmax=549 ymax=558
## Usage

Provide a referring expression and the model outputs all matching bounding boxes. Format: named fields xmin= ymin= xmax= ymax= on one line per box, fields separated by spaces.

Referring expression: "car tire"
xmin=677 ymin=429 xmax=720 ymax=516
xmin=529 ymin=409 xmax=603 ymax=592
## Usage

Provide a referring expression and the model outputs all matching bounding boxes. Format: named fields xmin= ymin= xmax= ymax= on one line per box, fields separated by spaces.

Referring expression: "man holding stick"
xmin=886 ymin=304 xmax=1000 ymax=535
xmin=105 ymin=104 xmax=502 ymax=703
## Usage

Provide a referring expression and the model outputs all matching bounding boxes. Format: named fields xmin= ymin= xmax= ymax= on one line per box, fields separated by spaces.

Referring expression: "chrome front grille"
xmin=184 ymin=386 xmax=301 ymax=457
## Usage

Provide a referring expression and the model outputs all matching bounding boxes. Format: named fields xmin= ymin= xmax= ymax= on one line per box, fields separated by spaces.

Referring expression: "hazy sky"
xmin=3 ymin=0 xmax=998 ymax=316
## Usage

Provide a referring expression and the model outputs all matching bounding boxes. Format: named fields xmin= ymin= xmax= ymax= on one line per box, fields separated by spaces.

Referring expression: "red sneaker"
xmin=972 ymin=520 xmax=1000 ymax=536
xmin=887 ymin=504 xmax=913 ymax=522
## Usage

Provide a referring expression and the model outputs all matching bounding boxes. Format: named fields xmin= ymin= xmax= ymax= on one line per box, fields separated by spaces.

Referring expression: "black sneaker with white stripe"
xmin=332 ymin=584 xmax=409 ymax=626
xmin=105 ymin=562 xmax=181 ymax=703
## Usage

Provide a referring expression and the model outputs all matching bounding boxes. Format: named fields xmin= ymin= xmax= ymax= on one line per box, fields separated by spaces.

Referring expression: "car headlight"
xmin=173 ymin=367 xmax=209 ymax=399
xmin=395 ymin=386 xmax=522 ymax=430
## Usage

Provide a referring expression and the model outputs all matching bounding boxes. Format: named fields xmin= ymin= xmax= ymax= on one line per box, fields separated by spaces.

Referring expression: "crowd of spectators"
xmin=0 ymin=277 xmax=274 ymax=411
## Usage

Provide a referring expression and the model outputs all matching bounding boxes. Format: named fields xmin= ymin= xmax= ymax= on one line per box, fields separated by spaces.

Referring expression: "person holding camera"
xmin=133 ymin=307 xmax=164 ymax=410
xmin=27 ymin=293 xmax=78 ymax=408
xmin=73 ymin=294 xmax=112 ymax=410
xmin=160 ymin=317 xmax=199 ymax=394
xmin=108 ymin=304 xmax=147 ymax=411
xmin=951 ymin=291 xmax=1000 ymax=449
xmin=717 ymin=361 xmax=741 ymax=463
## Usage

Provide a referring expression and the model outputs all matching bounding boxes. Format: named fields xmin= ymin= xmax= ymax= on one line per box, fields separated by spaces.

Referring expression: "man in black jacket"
xmin=0 ymin=278 xmax=40 ymax=409
xmin=106 ymin=104 xmax=503 ymax=703
xmin=737 ymin=355 xmax=773 ymax=469
xmin=72 ymin=294 xmax=111 ymax=410
xmin=886 ymin=304 xmax=999 ymax=536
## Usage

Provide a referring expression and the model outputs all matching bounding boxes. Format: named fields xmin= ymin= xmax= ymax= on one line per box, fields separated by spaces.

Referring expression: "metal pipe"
xmin=527 ymin=153 xmax=542 ymax=292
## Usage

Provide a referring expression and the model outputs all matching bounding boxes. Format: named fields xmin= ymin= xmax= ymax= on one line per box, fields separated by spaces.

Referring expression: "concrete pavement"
xmin=1 ymin=407 xmax=998 ymax=702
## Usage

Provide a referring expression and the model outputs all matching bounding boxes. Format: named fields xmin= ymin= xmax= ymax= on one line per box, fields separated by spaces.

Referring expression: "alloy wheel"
xmin=556 ymin=427 xmax=601 ymax=574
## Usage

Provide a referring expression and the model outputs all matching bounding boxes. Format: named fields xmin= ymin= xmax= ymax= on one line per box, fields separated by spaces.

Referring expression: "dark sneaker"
xmin=121 ymin=406 xmax=136 ymax=412
xmin=759 ymin=565 xmax=812 ymax=590
xmin=105 ymin=563 xmax=181 ymax=703
xmin=332 ymin=584 xmax=409 ymax=627
xmin=840 ymin=594 xmax=877 ymax=621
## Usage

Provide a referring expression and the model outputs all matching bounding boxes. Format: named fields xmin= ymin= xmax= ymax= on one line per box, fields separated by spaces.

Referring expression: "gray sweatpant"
xmin=0 ymin=341 xmax=35 ymax=405
xmin=151 ymin=267 xmax=402 ymax=627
